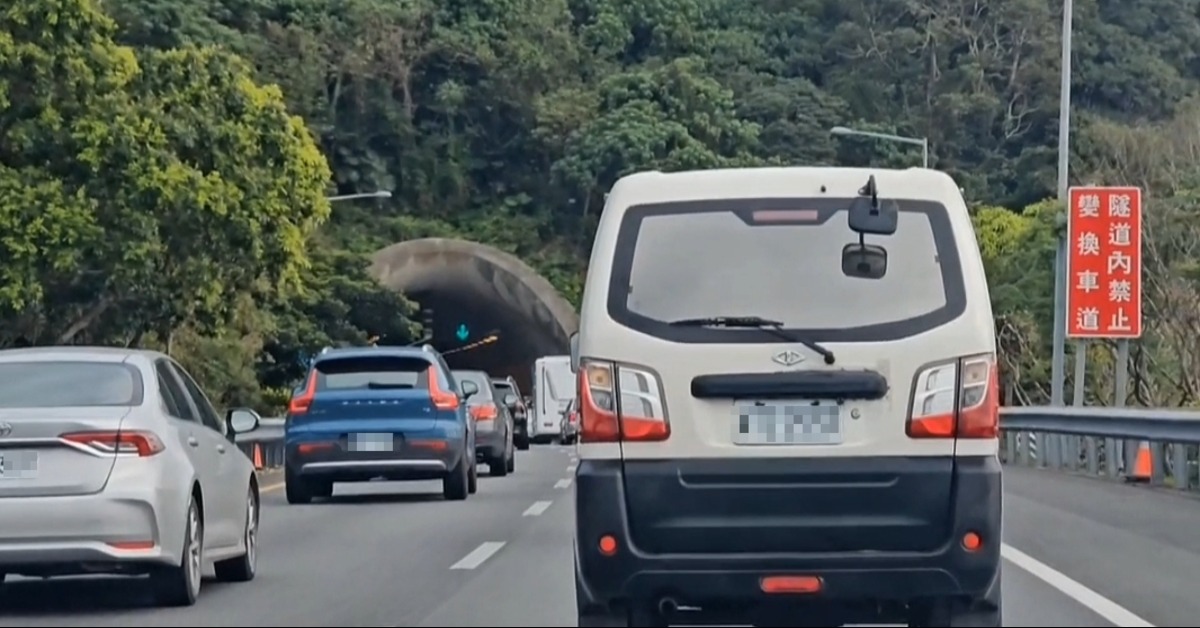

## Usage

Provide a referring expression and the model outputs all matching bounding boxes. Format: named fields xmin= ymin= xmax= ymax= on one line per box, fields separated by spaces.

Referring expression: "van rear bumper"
xmin=574 ymin=455 xmax=1001 ymax=613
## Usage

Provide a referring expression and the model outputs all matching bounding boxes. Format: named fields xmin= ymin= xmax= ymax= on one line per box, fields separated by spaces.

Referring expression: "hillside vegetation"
xmin=5 ymin=0 xmax=1200 ymax=411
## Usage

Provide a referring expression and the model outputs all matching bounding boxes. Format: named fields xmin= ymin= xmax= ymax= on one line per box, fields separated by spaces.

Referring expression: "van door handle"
xmin=216 ymin=444 xmax=226 ymax=454
xmin=187 ymin=436 xmax=199 ymax=447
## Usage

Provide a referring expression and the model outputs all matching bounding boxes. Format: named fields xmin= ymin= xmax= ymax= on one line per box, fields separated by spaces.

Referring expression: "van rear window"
xmin=314 ymin=356 xmax=431 ymax=391
xmin=607 ymin=198 xmax=967 ymax=343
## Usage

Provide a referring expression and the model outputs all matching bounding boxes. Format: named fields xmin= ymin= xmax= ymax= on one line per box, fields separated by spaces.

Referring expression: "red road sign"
xmin=1066 ymin=186 xmax=1143 ymax=338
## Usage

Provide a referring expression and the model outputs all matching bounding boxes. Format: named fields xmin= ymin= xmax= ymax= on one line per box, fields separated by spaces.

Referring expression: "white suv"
xmin=571 ymin=167 xmax=1001 ymax=627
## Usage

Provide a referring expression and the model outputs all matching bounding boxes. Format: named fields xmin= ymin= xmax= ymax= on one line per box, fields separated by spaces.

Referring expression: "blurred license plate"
xmin=732 ymin=401 xmax=843 ymax=446
xmin=349 ymin=433 xmax=393 ymax=452
xmin=0 ymin=450 xmax=38 ymax=479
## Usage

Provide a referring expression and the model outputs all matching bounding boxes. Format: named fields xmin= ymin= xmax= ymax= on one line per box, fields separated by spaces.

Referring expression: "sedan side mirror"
xmin=503 ymin=393 xmax=518 ymax=407
xmin=461 ymin=380 xmax=479 ymax=398
xmin=227 ymin=408 xmax=261 ymax=434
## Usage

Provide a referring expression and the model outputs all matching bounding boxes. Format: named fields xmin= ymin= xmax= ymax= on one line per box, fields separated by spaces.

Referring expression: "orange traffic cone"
xmin=252 ymin=443 xmax=264 ymax=470
xmin=1126 ymin=441 xmax=1151 ymax=483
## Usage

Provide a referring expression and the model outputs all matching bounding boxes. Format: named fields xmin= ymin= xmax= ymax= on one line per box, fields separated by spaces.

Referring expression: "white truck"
xmin=530 ymin=355 xmax=575 ymax=444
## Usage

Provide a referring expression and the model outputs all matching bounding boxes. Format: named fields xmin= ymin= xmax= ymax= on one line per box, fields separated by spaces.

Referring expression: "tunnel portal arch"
xmin=369 ymin=238 xmax=579 ymax=393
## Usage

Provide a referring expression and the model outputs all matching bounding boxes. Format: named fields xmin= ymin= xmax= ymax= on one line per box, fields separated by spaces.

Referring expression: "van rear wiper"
xmin=668 ymin=316 xmax=836 ymax=365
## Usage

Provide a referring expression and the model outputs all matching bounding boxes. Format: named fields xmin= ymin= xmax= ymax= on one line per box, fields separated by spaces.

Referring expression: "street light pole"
xmin=326 ymin=191 xmax=392 ymax=203
xmin=829 ymin=126 xmax=930 ymax=168
xmin=1050 ymin=0 xmax=1072 ymax=409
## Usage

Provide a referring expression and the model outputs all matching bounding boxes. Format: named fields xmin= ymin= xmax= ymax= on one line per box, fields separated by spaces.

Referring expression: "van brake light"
xmin=906 ymin=354 xmax=999 ymax=439
xmin=578 ymin=359 xmax=669 ymax=443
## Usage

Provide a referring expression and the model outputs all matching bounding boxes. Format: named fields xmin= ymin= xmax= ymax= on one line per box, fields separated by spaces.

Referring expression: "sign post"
xmin=1066 ymin=185 xmax=1143 ymax=475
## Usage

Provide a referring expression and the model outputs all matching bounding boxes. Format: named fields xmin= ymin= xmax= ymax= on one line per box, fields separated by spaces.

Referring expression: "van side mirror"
xmin=569 ymin=332 xmax=580 ymax=373
xmin=461 ymin=380 xmax=479 ymax=397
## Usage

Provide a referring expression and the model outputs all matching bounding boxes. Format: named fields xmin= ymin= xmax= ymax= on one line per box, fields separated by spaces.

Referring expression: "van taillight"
xmin=906 ymin=354 xmax=999 ymax=439
xmin=578 ymin=359 xmax=669 ymax=443
xmin=426 ymin=366 xmax=459 ymax=411
xmin=289 ymin=371 xmax=317 ymax=415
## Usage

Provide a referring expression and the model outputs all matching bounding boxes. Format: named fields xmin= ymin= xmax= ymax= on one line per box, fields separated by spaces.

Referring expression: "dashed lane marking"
xmin=523 ymin=500 xmax=553 ymax=517
xmin=554 ymin=478 xmax=573 ymax=489
xmin=450 ymin=541 xmax=506 ymax=570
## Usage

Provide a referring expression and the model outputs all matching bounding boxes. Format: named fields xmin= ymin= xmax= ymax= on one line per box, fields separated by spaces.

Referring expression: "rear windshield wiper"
xmin=366 ymin=382 xmax=413 ymax=389
xmin=668 ymin=316 xmax=836 ymax=365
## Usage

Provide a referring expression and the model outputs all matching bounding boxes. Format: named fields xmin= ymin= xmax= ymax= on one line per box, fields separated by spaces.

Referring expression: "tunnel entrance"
xmin=369 ymin=238 xmax=579 ymax=393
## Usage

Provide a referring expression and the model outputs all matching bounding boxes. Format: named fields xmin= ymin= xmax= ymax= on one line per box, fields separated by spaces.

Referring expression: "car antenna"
xmin=857 ymin=174 xmax=880 ymax=213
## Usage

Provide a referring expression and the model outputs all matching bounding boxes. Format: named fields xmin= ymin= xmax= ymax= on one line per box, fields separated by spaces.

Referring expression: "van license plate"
xmin=732 ymin=401 xmax=843 ymax=446
xmin=349 ymin=433 xmax=393 ymax=452
xmin=0 ymin=450 xmax=38 ymax=479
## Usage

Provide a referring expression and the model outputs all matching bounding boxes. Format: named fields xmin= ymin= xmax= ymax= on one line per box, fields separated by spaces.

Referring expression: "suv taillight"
xmin=906 ymin=354 xmax=999 ymax=439
xmin=578 ymin=359 xmax=669 ymax=443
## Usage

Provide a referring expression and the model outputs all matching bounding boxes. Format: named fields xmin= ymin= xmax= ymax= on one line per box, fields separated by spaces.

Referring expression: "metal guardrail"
xmin=1000 ymin=406 xmax=1200 ymax=491
xmin=232 ymin=409 xmax=1200 ymax=489
xmin=234 ymin=417 xmax=286 ymax=469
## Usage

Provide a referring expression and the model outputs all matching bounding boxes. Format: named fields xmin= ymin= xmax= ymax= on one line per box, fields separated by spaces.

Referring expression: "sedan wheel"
xmin=215 ymin=485 xmax=259 ymax=582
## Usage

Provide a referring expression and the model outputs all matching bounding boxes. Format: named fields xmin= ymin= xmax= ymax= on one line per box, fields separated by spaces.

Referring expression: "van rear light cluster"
xmin=578 ymin=359 xmax=670 ymax=443
xmin=61 ymin=430 xmax=165 ymax=456
xmin=906 ymin=354 xmax=999 ymax=439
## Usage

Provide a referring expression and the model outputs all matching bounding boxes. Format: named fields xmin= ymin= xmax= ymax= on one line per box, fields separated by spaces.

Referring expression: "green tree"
xmin=0 ymin=0 xmax=332 ymax=348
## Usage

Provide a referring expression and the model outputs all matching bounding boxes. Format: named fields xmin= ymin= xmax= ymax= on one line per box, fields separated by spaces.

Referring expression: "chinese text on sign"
xmin=1066 ymin=186 xmax=1142 ymax=338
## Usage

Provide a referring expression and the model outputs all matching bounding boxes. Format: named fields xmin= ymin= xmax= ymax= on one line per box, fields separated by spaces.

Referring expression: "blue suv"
xmin=283 ymin=345 xmax=478 ymax=503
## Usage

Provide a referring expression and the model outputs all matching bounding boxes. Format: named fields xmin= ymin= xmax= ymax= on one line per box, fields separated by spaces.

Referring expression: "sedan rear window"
xmin=315 ymin=356 xmax=431 ymax=390
xmin=607 ymin=198 xmax=967 ymax=343
xmin=0 ymin=362 xmax=143 ymax=407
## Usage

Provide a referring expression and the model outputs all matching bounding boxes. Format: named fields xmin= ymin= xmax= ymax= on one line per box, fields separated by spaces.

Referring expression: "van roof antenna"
xmin=857 ymin=175 xmax=880 ymax=212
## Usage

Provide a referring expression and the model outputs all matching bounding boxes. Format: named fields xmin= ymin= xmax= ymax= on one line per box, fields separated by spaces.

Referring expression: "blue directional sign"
xmin=455 ymin=324 xmax=470 ymax=342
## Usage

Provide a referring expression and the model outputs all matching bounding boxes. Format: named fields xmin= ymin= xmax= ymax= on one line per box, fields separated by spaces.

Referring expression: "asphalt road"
xmin=0 ymin=447 xmax=1192 ymax=626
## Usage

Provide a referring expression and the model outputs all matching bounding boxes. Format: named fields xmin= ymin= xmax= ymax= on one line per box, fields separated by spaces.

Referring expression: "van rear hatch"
xmin=590 ymin=195 xmax=989 ymax=556
xmin=0 ymin=360 xmax=142 ymax=498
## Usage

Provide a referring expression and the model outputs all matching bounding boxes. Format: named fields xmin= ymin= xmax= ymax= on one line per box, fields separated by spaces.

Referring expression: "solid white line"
xmin=523 ymin=500 xmax=553 ymax=517
xmin=1001 ymin=543 xmax=1154 ymax=627
xmin=449 ymin=541 xmax=506 ymax=570
xmin=554 ymin=478 xmax=572 ymax=489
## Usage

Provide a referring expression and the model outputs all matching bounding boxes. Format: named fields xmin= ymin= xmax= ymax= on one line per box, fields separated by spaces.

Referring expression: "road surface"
xmin=0 ymin=448 xmax=1193 ymax=626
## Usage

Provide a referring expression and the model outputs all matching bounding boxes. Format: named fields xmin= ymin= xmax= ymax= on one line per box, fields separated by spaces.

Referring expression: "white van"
xmin=571 ymin=167 xmax=1001 ymax=627
xmin=531 ymin=355 xmax=575 ymax=443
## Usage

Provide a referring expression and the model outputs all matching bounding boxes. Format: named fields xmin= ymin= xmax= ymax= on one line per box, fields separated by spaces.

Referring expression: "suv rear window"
xmin=314 ymin=356 xmax=431 ymax=390
xmin=607 ymin=198 xmax=967 ymax=343
xmin=0 ymin=361 xmax=143 ymax=407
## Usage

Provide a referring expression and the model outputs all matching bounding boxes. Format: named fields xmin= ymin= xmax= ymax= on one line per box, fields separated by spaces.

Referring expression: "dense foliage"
xmin=6 ymin=0 xmax=1200 ymax=411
